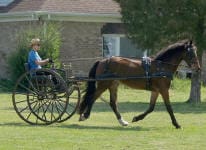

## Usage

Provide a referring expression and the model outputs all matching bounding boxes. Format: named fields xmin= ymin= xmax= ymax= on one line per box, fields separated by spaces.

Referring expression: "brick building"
xmin=0 ymin=0 xmax=141 ymax=78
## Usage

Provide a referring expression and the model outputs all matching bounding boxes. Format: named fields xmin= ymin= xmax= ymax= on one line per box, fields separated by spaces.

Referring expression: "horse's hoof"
xmin=132 ymin=117 xmax=137 ymax=122
xmin=118 ymin=118 xmax=129 ymax=126
xmin=79 ymin=114 xmax=87 ymax=121
xmin=175 ymin=125 xmax=181 ymax=129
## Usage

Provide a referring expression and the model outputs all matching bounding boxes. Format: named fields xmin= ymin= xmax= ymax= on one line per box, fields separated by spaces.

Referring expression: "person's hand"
xmin=48 ymin=58 xmax=54 ymax=63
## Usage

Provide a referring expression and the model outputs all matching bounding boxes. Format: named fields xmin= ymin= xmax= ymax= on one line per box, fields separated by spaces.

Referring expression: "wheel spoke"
xmin=34 ymin=76 xmax=40 ymax=91
xmin=50 ymin=102 xmax=56 ymax=121
xmin=64 ymin=110 xmax=71 ymax=116
xmin=55 ymin=101 xmax=61 ymax=115
xmin=30 ymin=101 xmax=38 ymax=112
xmin=26 ymin=111 xmax=33 ymax=120
xmin=18 ymin=82 xmax=36 ymax=95
xmin=19 ymin=105 xmax=29 ymax=113
xmin=42 ymin=101 xmax=52 ymax=121
xmin=15 ymin=99 xmax=28 ymax=104
xmin=56 ymin=98 xmax=67 ymax=110
xmin=68 ymin=103 xmax=75 ymax=108
xmin=54 ymin=101 xmax=63 ymax=116
xmin=25 ymin=75 xmax=38 ymax=92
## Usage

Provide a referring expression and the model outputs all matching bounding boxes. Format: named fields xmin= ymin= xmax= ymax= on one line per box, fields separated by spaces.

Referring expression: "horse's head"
xmin=183 ymin=40 xmax=200 ymax=72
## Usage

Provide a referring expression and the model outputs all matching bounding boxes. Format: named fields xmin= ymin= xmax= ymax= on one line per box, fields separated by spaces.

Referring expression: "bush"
xmin=8 ymin=22 xmax=62 ymax=82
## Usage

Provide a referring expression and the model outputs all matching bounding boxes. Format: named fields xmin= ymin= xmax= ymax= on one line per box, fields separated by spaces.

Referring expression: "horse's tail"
xmin=79 ymin=61 xmax=99 ymax=114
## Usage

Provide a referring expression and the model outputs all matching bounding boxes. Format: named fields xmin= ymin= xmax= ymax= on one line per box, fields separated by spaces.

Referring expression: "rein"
xmin=153 ymin=60 xmax=190 ymax=69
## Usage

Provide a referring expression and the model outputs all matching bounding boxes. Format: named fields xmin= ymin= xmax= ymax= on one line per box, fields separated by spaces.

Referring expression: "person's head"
xmin=30 ymin=38 xmax=41 ymax=51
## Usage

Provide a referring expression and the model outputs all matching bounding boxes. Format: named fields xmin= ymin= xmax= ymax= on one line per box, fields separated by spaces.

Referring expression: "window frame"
xmin=102 ymin=34 xmax=125 ymax=57
xmin=0 ymin=0 xmax=14 ymax=6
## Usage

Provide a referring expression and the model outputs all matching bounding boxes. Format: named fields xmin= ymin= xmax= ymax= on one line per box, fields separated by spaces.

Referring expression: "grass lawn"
xmin=0 ymin=78 xmax=206 ymax=150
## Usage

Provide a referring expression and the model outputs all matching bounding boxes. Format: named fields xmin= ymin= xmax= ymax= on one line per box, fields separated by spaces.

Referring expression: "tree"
xmin=116 ymin=0 xmax=206 ymax=103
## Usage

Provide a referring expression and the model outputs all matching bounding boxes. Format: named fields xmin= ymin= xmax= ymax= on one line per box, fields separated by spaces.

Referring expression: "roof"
xmin=1 ymin=0 xmax=120 ymax=14
xmin=0 ymin=0 xmax=121 ymax=23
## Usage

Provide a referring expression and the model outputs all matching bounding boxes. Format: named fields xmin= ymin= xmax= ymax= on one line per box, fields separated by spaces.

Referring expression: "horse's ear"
xmin=189 ymin=40 xmax=193 ymax=45
xmin=186 ymin=40 xmax=193 ymax=51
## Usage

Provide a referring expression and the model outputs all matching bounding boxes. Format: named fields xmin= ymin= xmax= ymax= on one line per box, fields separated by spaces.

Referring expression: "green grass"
xmin=0 ymin=78 xmax=206 ymax=150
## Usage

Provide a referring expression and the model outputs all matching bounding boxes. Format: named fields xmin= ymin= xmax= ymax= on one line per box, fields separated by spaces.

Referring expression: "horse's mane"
xmin=154 ymin=39 xmax=189 ymax=61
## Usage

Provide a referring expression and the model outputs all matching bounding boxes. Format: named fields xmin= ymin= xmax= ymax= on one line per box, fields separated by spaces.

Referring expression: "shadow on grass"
xmin=59 ymin=123 xmax=153 ymax=131
xmin=5 ymin=101 xmax=206 ymax=115
xmin=0 ymin=122 xmax=33 ymax=127
xmin=0 ymin=121 xmax=164 ymax=132
xmin=92 ymin=101 xmax=206 ymax=114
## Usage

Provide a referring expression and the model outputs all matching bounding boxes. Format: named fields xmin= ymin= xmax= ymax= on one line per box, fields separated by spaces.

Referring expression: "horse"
xmin=78 ymin=40 xmax=200 ymax=129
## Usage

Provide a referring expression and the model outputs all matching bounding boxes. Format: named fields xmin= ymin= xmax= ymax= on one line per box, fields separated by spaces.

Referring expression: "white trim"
xmin=0 ymin=12 xmax=38 ymax=22
xmin=115 ymin=37 xmax=120 ymax=56
xmin=102 ymin=34 xmax=125 ymax=38
xmin=49 ymin=12 xmax=121 ymax=23
xmin=0 ymin=11 xmax=122 ymax=23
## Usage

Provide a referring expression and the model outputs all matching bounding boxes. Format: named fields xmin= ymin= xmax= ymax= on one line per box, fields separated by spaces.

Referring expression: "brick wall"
xmin=0 ymin=21 xmax=104 ymax=79
xmin=0 ymin=21 xmax=37 ymax=78
xmin=60 ymin=21 xmax=104 ymax=76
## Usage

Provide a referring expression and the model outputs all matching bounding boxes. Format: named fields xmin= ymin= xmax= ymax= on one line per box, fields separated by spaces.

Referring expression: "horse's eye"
xmin=187 ymin=47 xmax=191 ymax=52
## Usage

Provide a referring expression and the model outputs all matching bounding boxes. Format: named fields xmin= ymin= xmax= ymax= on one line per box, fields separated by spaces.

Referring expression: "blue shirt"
xmin=28 ymin=49 xmax=42 ymax=70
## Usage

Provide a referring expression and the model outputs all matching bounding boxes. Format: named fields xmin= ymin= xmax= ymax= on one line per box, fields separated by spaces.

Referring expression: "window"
xmin=103 ymin=34 xmax=142 ymax=58
xmin=0 ymin=0 xmax=14 ymax=6
xmin=103 ymin=35 xmax=120 ymax=57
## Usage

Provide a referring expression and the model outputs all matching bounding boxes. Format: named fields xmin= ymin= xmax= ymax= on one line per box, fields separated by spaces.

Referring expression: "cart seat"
xmin=24 ymin=63 xmax=29 ymax=72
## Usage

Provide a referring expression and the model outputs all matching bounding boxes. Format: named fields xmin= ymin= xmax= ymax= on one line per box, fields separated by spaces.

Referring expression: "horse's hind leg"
xmin=80 ymin=81 xmax=108 ymax=120
xmin=132 ymin=91 xmax=159 ymax=122
xmin=109 ymin=81 xmax=128 ymax=126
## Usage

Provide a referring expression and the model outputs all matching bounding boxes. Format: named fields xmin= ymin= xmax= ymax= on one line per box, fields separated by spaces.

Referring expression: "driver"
xmin=28 ymin=38 xmax=52 ymax=70
xmin=27 ymin=38 xmax=62 ymax=91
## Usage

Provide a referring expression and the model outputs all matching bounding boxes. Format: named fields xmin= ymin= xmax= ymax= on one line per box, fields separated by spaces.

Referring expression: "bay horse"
xmin=79 ymin=40 xmax=200 ymax=129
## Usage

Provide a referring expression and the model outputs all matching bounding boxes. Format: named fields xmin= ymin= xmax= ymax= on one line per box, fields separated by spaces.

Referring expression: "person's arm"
xmin=35 ymin=58 xmax=49 ymax=66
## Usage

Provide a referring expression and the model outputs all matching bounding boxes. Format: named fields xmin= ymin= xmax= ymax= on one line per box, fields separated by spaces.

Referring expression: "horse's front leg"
xmin=132 ymin=91 xmax=159 ymax=122
xmin=160 ymin=90 xmax=181 ymax=129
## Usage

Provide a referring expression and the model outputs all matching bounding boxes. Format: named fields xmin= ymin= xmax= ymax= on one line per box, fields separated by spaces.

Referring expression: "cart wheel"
xmin=12 ymin=69 xmax=69 ymax=125
xmin=58 ymin=82 xmax=81 ymax=122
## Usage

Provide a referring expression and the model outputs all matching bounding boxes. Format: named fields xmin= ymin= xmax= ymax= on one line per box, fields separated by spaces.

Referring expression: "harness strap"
xmin=104 ymin=58 xmax=111 ymax=74
xmin=142 ymin=57 xmax=152 ymax=90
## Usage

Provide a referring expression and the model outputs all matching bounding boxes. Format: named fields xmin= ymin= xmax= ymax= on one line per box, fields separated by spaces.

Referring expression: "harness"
xmin=141 ymin=57 xmax=174 ymax=90
xmin=102 ymin=57 xmax=174 ymax=91
xmin=142 ymin=57 xmax=152 ymax=90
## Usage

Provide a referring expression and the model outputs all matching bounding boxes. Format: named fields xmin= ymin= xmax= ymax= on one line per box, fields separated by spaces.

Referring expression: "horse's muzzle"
xmin=194 ymin=67 xmax=201 ymax=73
xmin=195 ymin=66 xmax=201 ymax=72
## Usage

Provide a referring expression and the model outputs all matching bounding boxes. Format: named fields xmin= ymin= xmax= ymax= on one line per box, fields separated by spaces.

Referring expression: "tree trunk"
xmin=187 ymin=71 xmax=201 ymax=103
xmin=202 ymin=51 xmax=206 ymax=86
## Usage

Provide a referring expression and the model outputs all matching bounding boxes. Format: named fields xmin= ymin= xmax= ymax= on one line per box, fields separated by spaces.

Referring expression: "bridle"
xmin=185 ymin=45 xmax=197 ymax=67
xmin=152 ymin=44 xmax=197 ymax=69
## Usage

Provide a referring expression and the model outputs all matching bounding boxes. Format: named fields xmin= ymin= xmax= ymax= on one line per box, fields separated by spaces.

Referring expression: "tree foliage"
xmin=8 ymin=22 xmax=62 ymax=82
xmin=116 ymin=0 xmax=206 ymax=103
xmin=116 ymin=0 xmax=206 ymax=55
